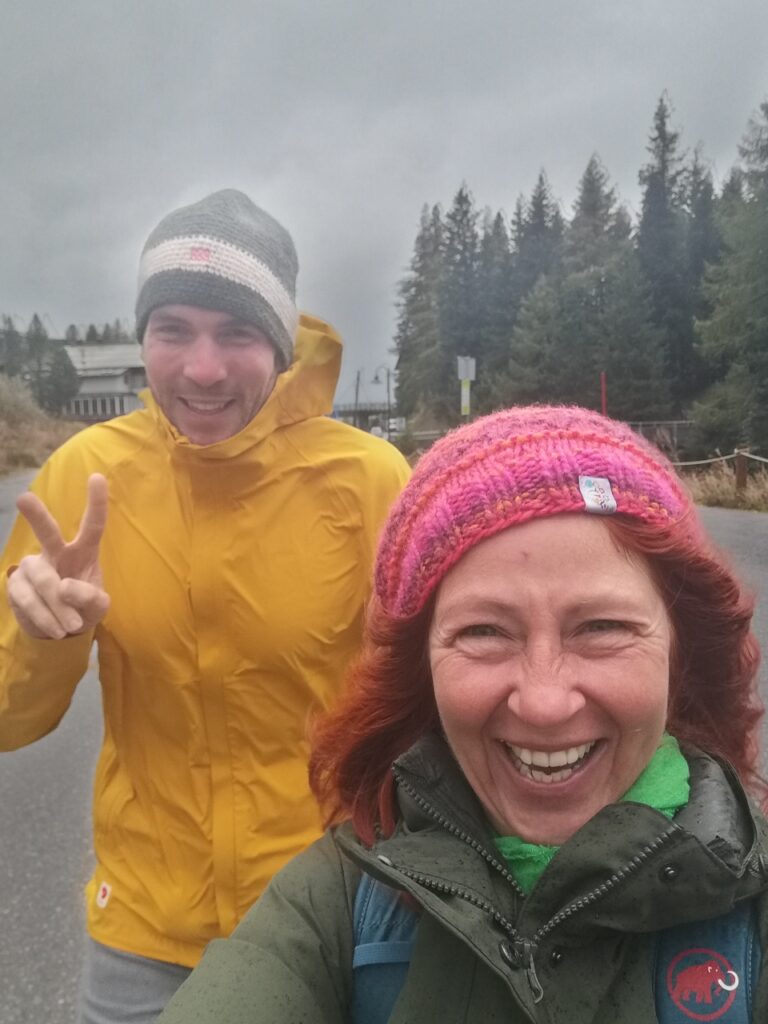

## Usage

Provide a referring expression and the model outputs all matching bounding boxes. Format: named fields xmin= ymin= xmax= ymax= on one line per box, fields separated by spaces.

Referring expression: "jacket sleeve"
xmin=158 ymin=832 xmax=359 ymax=1024
xmin=0 ymin=457 xmax=94 ymax=751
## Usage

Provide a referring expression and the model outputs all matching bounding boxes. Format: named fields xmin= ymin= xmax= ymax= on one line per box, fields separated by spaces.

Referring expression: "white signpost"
xmin=457 ymin=355 xmax=476 ymax=418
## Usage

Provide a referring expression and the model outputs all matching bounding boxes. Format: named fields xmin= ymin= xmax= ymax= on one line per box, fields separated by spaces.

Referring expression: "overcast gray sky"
xmin=2 ymin=0 xmax=767 ymax=403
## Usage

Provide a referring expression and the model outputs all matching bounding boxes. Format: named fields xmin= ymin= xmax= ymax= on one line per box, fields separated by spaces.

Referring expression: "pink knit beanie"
xmin=375 ymin=405 xmax=697 ymax=617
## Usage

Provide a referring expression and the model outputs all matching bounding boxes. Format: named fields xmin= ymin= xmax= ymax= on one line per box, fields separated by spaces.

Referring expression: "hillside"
xmin=0 ymin=376 xmax=83 ymax=476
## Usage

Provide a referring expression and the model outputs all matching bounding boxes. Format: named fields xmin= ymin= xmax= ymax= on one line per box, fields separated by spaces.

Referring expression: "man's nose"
xmin=506 ymin=650 xmax=586 ymax=728
xmin=182 ymin=337 xmax=227 ymax=387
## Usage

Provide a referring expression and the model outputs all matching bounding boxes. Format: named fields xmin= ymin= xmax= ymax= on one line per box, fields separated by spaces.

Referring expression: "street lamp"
xmin=371 ymin=365 xmax=392 ymax=440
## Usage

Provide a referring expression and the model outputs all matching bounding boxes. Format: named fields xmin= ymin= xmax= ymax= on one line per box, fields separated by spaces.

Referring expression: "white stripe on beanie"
xmin=138 ymin=235 xmax=299 ymax=340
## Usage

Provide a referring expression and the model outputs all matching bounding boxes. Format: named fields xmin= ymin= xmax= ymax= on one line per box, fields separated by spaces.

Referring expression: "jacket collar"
xmin=142 ymin=312 xmax=342 ymax=463
xmin=339 ymin=733 xmax=768 ymax=945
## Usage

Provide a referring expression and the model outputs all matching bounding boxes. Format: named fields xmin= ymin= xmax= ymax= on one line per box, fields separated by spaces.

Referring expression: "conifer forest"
xmin=393 ymin=95 xmax=768 ymax=456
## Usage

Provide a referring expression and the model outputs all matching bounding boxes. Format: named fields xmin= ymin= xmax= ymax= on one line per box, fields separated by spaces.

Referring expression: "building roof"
xmin=64 ymin=344 xmax=144 ymax=375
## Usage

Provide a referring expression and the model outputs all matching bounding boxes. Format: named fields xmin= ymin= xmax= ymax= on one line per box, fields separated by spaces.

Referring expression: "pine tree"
xmin=739 ymin=100 xmax=768 ymax=195
xmin=637 ymin=94 xmax=697 ymax=409
xmin=515 ymin=172 xmax=564 ymax=297
xmin=589 ymin=251 xmax=670 ymax=420
xmin=38 ymin=346 xmax=79 ymax=415
xmin=684 ymin=151 xmax=721 ymax=320
xmin=25 ymin=314 xmax=49 ymax=405
xmin=610 ymin=205 xmax=633 ymax=244
xmin=436 ymin=184 xmax=480 ymax=422
xmin=696 ymin=112 xmax=768 ymax=452
xmin=497 ymin=241 xmax=669 ymax=418
xmin=493 ymin=277 xmax=560 ymax=407
xmin=474 ymin=210 xmax=515 ymax=410
xmin=65 ymin=324 xmax=81 ymax=344
xmin=566 ymin=155 xmax=622 ymax=271
xmin=85 ymin=324 xmax=101 ymax=344
xmin=393 ymin=204 xmax=445 ymax=420
xmin=1 ymin=315 xmax=25 ymax=377
xmin=719 ymin=167 xmax=746 ymax=208
xmin=113 ymin=317 xmax=133 ymax=343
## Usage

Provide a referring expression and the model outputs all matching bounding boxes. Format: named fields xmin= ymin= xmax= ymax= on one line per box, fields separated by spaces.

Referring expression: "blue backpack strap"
xmin=654 ymin=900 xmax=761 ymax=1023
xmin=351 ymin=873 xmax=418 ymax=1024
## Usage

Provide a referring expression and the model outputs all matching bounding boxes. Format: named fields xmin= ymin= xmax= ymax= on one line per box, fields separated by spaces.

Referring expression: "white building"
xmin=64 ymin=344 xmax=147 ymax=421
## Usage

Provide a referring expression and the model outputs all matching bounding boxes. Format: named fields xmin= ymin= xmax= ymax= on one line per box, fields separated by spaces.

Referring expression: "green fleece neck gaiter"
xmin=493 ymin=733 xmax=690 ymax=895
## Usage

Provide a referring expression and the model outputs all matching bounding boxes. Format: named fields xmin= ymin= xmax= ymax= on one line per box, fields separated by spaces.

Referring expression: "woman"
xmin=160 ymin=405 xmax=768 ymax=1023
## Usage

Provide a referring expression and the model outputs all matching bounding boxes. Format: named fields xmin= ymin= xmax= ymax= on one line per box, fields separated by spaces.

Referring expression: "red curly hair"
xmin=309 ymin=514 xmax=764 ymax=846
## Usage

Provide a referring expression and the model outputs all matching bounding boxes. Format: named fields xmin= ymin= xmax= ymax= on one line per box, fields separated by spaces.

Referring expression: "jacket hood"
xmin=141 ymin=311 xmax=342 ymax=462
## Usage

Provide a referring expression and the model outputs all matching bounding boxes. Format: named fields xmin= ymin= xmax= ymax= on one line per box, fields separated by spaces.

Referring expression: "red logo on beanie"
xmin=189 ymin=246 xmax=212 ymax=262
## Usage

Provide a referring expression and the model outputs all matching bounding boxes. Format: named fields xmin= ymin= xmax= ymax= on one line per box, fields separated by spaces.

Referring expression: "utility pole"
xmin=372 ymin=366 xmax=392 ymax=440
xmin=353 ymin=368 xmax=361 ymax=429
xmin=385 ymin=368 xmax=391 ymax=440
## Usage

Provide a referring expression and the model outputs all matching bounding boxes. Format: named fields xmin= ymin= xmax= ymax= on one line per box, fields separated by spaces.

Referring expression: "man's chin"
xmin=172 ymin=406 xmax=243 ymax=445
xmin=177 ymin=418 xmax=239 ymax=446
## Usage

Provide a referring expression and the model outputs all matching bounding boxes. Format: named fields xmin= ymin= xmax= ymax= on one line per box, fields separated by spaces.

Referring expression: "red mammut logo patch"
xmin=189 ymin=246 xmax=212 ymax=262
xmin=666 ymin=947 xmax=740 ymax=1020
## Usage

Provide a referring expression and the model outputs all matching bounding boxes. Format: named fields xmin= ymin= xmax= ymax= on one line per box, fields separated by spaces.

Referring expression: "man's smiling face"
xmin=142 ymin=304 xmax=279 ymax=445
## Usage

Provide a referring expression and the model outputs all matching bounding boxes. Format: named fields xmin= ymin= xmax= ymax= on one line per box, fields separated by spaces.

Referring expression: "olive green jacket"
xmin=160 ymin=735 xmax=768 ymax=1023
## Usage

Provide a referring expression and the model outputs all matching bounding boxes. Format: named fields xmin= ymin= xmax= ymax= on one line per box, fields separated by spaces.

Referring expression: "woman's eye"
xmin=582 ymin=619 xmax=625 ymax=634
xmin=459 ymin=624 xmax=501 ymax=638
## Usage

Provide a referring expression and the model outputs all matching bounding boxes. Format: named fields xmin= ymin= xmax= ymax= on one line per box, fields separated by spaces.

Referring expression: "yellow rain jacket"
xmin=0 ymin=314 xmax=409 ymax=967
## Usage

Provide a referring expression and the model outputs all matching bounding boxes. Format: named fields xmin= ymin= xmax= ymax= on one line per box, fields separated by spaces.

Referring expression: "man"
xmin=0 ymin=189 xmax=409 ymax=1022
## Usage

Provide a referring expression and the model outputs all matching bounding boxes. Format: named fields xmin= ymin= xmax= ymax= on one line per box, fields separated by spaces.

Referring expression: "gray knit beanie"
xmin=135 ymin=189 xmax=299 ymax=369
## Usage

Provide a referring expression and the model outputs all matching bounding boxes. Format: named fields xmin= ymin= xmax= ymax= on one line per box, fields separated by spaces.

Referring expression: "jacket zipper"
xmin=529 ymin=824 xmax=681 ymax=946
xmin=391 ymin=767 xmax=681 ymax=1005
xmin=392 ymin=769 xmax=525 ymax=895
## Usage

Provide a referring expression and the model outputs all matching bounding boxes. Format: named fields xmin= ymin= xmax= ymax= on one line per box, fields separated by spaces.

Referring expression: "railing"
xmin=671 ymin=450 xmax=768 ymax=493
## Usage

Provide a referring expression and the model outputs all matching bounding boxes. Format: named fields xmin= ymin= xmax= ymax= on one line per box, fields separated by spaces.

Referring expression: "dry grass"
xmin=0 ymin=376 xmax=83 ymax=476
xmin=682 ymin=462 xmax=768 ymax=512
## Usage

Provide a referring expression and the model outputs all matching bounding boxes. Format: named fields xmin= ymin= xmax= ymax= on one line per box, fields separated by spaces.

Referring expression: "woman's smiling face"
xmin=428 ymin=514 xmax=672 ymax=845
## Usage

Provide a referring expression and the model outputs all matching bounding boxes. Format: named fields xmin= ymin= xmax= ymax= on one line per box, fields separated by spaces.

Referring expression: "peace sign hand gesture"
xmin=7 ymin=474 xmax=111 ymax=640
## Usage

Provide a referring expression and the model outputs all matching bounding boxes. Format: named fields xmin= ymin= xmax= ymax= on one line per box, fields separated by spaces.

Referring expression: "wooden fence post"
xmin=735 ymin=450 xmax=748 ymax=494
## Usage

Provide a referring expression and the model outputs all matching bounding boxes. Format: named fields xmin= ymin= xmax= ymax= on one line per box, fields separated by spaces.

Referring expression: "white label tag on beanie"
xmin=578 ymin=476 xmax=617 ymax=514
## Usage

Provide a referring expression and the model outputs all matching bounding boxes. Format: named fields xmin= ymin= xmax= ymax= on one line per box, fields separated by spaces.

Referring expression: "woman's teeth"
xmin=503 ymin=741 xmax=596 ymax=784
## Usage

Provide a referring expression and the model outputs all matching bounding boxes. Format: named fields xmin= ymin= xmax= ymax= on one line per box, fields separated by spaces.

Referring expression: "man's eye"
xmin=221 ymin=328 xmax=257 ymax=344
xmin=156 ymin=326 xmax=185 ymax=339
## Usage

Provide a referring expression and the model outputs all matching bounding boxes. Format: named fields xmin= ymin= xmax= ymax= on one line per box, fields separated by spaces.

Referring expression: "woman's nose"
xmin=506 ymin=658 xmax=586 ymax=728
xmin=182 ymin=337 xmax=227 ymax=387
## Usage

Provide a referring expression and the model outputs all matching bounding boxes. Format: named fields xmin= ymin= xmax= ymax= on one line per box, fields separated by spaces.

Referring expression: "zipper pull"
xmin=506 ymin=938 xmax=544 ymax=1004
xmin=525 ymin=949 xmax=544 ymax=1004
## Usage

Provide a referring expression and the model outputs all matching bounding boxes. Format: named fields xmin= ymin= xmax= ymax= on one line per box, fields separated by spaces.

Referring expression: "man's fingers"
xmin=7 ymin=563 xmax=109 ymax=639
xmin=7 ymin=560 xmax=76 ymax=639
xmin=16 ymin=492 xmax=66 ymax=562
xmin=72 ymin=474 xmax=109 ymax=558
xmin=59 ymin=577 xmax=111 ymax=629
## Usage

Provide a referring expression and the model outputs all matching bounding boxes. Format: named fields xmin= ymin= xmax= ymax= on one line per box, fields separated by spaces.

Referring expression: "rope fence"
xmin=671 ymin=448 xmax=768 ymax=497
xmin=407 ymin=425 xmax=768 ymax=498
xmin=671 ymin=453 xmax=738 ymax=468
xmin=672 ymin=451 xmax=768 ymax=468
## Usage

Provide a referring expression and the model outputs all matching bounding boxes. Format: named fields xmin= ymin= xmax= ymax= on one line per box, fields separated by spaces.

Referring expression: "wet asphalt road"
xmin=0 ymin=473 xmax=766 ymax=1023
xmin=0 ymin=471 xmax=101 ymax=1024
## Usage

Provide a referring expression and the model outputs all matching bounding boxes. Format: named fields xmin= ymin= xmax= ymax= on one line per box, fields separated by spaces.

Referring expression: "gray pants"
xmin=80 ymin=939 xmax=192 ymax=1024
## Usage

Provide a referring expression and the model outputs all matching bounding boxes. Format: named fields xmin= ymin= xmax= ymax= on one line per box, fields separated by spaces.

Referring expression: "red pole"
xmin=600 ymin=371 xmax=607 ymax=416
